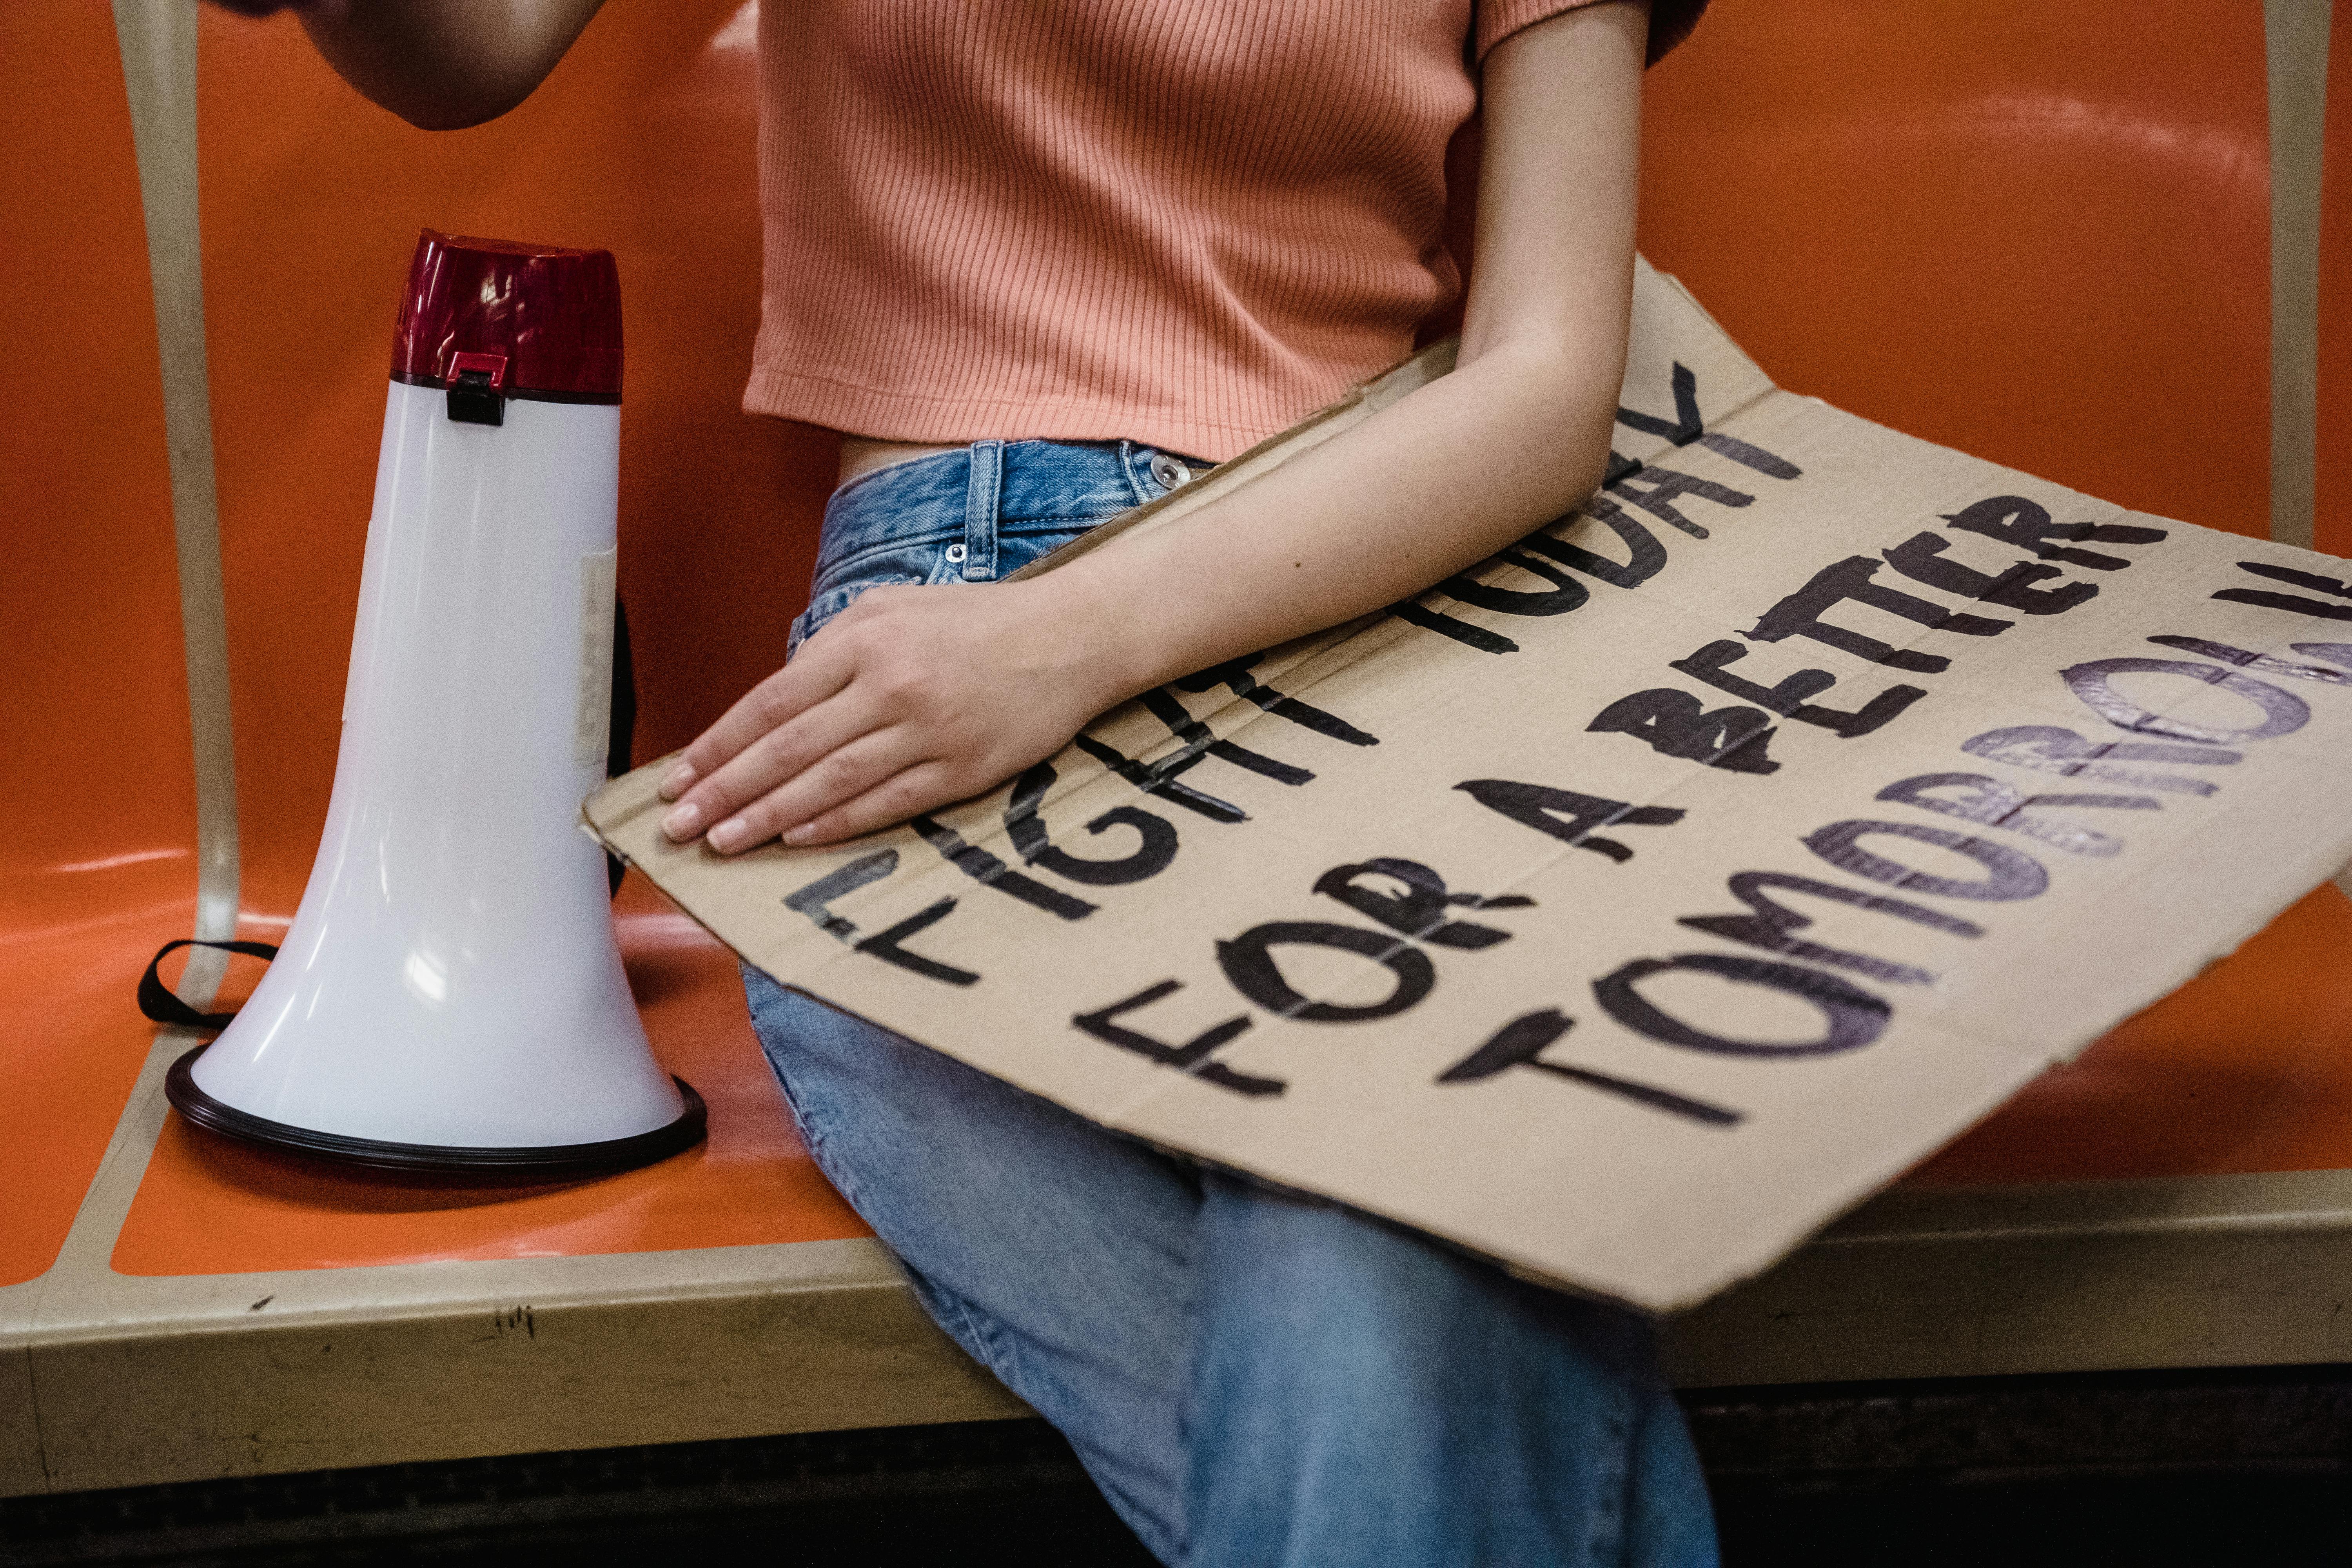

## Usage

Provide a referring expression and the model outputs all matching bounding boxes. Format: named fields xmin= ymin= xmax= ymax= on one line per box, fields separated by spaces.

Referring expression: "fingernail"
xmin=658 ymin=761 xmax=696 ymax=800
xmin=661 ymin=801 xmax=703 ymax=840
xmin=784 ymin=823 xmax=817 ymax=846
xmin=708 ymin=818 xmax=748 ymax=853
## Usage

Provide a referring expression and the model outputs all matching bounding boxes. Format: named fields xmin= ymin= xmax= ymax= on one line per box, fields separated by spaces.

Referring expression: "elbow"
xmin=387 ymin=85 xmax=537 ymax=132
xmin=324 ymin=60 xmax=548 ymax=131
xmin=1544 ymin=357 xmax=1628 ymax=501
xmin=297 ymin=12 xmax=563 ymax=132
xmin=1472 ymin=344 xmax=1628 ymax=506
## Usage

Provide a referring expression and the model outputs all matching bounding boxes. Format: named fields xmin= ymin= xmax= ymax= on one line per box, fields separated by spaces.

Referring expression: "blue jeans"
xmin=746 ymin=439 xmax=1719 ymax=1567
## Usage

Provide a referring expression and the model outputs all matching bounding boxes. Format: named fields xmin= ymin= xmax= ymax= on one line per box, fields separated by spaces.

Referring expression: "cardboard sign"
xmin=587 ymin=261 xmax=2352 ymax=1312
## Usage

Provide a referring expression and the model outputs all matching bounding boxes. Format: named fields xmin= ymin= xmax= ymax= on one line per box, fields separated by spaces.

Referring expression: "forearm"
xmin=294 ymin=0 xmax=605 ymax=129
xmin=1052 ymin=337 xmax=1626 ymax=708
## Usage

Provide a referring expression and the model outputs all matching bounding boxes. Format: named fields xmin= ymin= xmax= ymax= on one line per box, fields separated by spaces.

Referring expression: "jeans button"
xmin=1148 ymin=452 xmax=1191 ymax=492
xmin=945 ymin=542 xmax=967 ymax=563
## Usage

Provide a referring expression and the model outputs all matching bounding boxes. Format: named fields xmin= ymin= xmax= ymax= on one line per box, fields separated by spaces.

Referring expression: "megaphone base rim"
xmin=164 ymin=1045 xmax=707 ymax=1178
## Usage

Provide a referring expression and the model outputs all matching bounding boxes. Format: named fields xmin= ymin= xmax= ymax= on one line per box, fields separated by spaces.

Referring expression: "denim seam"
xmin=1588 ymin=1390 xmax=1634 ymax=1565
xmin=933 ymin=1278 xmax=1016 ymax=1380
xmin=753 ymin=1024 xmax=860 ymax=1213
xmin=814 ymin=530 xmax=964 ymax=582
xmin=820 ymin=511 xmax=1132 ymax=569
xmin=1001 ymin=513 xmax=1137 ymax=531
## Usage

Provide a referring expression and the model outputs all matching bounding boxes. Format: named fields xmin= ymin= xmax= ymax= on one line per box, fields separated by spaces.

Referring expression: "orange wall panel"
xmin=1642 ymin=0 xmax=2272 ymax=540
xmin=0 ymin=2 xmax=195 ymax=882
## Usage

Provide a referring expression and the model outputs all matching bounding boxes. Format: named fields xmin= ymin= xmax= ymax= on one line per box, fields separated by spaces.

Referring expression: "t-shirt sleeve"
xmin=1475 ymin=0 xmax=1711 ymax=67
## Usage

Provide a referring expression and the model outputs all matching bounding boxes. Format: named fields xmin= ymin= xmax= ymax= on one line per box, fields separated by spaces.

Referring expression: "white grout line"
xmin=2267 ymin=0 xmax=2333 ymax=551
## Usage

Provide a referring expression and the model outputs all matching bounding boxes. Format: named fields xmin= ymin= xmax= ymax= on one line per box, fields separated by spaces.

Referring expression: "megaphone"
xmin=166 ymin=232 xmax=704 ymax=1176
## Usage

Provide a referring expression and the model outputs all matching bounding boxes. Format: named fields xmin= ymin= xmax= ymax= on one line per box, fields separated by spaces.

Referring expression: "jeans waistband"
xmin=816 ymin=438 xmax=1205 ymax=588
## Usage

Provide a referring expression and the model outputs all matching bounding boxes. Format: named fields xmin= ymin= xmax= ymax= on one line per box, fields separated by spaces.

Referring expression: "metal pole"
xmin=113 ymin=0 xmax=242 ymax=1008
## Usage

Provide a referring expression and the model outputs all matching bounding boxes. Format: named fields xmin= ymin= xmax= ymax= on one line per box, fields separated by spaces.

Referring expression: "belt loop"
xmin=1117 ymin=439 xmax=1151 ymax=508
xmin=963 ymin=439 xmax=1004 ymax=582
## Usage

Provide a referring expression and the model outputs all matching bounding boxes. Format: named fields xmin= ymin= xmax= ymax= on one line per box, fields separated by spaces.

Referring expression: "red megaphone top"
xmin=390 ymin=231 xmax=622 ymax=403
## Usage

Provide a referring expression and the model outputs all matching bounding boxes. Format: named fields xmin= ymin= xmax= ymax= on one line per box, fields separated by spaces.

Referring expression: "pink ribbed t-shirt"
xmin=746 ymin=1 xmax=1704 ymax=461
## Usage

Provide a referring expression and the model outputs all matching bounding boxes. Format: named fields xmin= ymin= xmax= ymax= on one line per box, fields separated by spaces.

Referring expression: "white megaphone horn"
xmin=166 ymin=230 xmax=704 ymax=1176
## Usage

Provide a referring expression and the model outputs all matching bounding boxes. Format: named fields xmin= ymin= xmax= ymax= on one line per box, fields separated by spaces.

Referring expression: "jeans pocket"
xmin=789 ymin=539 xmax=968 ymax=655
xmin=788 ymin=584 xmax=862 ymax=657
xmin=994 ymin=523 xmax=1100 ymax=579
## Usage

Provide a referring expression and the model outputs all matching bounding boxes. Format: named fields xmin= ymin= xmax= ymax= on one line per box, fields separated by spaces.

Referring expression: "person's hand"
xmin=655 ymin=578 xmax=1132 ymax=852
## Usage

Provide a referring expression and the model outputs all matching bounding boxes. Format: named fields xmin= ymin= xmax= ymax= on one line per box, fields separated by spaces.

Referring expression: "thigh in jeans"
xmin=748 ymin=444 xmax=1205 ymax=1555
xmin=748 ymin=973 xmax=1196 ymax=1555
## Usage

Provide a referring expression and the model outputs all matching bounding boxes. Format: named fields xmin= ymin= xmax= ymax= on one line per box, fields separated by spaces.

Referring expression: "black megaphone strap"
xmin=138 ymin=938 xmax=281 ymax=1032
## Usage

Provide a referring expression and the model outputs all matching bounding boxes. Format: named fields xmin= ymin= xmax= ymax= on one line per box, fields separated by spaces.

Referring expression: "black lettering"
xmin=1003 ymin=762 xmax=1179 ymax=886
xmin=2293 ymin=643 xmax=2352 ymax=671
xmin=1961 ymin=724 xmax=2239 ymax=797
xmin=1942 ymin=495 xmax=2167 ymax=571
xmin=1677 ymin=871 xmax=1982 ymax=987
xmin=1694 ymin=432 xmax=1804 ymax=480
xmin=2062 ymin=657 xmax=2310 ymax=744
xmin=1613 ymin=361 xmax=1802 ymax=480
xmin=1804 ymin=820 xmax=2048 ymax=901
xmin=1311 ymin=858 xmax=1529 ymax=949
xmin=1215 ymin=921 xmax=1436 ymax=1023
xmin=1668 ymin=639 xmax=1927 ymax=738
xmin=1076 ymin=684 xmax=1329 ymax=826
xmin=1438 ymin=1008 xmax=1742 ymax=1126
xmin=782 ymin=849 xmax=897 ymax=942
xmin=1389 ymin=598 xmax=1520 ymax=655
xmin=1882 ymin=532 xmax=2097 ymax=615
xmin=2147 ymin=635 xmax=2352 ymax=685
xmin=1588 ymin=688 xmax=1780 ymax=774
xmin=853 ymin=898 xmax=980 ymax=987
xmin=2210 ymin=560 xmax=2352 ymax=621
xmin=1875 ymin=772 xmax=2157 ymax=859
xmin=1593 ymin=954 xmax=1889 ymax=1058
xmin=1074 ymin=732 xmax=1247 ymax=822
xmin=1072 ymin=979 xmax=1281 ymax=1097
xmin=1615 ymin=361 xmax=1705 ymax=445
xmin=1747 ymin=556 xmax=2012 ymax=675
xmin=1142 ymin=689 xmax=1314 ymax=786
xmin=1176 ymin=655 xmax=1379 ymax=746
xmin=1522 ymin=496 xmax=1667 ymax=588
xmin=1606 ymin=467 xmax=1753 ymax=539
xmin=1435 ymin=548 xmax=1590 ymax=618
xmin=912 ymin=816 xmax=1098 ymax=920
xmin=1455 ymin=779 xmax=1684 ymax=863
